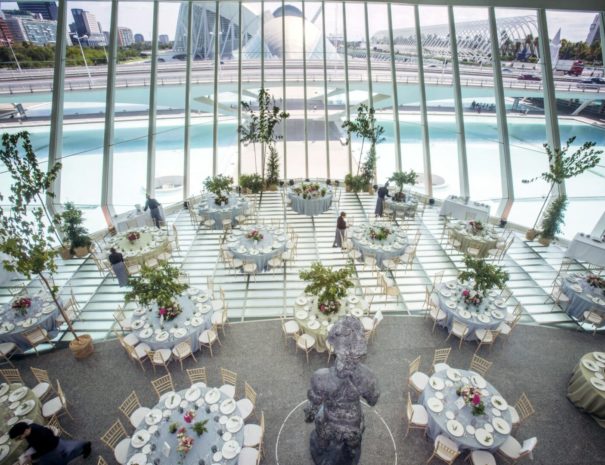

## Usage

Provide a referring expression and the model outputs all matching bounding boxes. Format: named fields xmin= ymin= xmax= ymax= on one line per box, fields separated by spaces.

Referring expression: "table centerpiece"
xmin=368 ymin=225 xmax=391 ymax=242
xmin=127 ymin=231 xmax=141 ymax=243
xmin=456 ymin=384 xmax=486 ymax=416
xmin=586 ymin=274 xmax=605 ymax=290
xmin=246 ymin=229 xmax=264 ymax=242
xmin=12 ymin=296 xmax=32 ymax=317
xmin=294 ymin=183 xmax=328 ymax=200
xmin=457 ymin=256 xmax=509 ymax=308
xmin=299 ymin=262 xmax=355 ymax=315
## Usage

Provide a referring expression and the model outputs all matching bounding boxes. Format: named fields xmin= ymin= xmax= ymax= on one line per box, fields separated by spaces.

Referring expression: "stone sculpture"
xmin=304 ymin=316 xmax=380 ymax=465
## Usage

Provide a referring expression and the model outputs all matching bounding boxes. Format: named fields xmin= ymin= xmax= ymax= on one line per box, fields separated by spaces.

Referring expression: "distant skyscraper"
xmin=586 ymin=14 xmax=601 ymax=45
xmin=134 ymin=33 xmax=144 ymax=43
xmin=17 ymin=2 xmax=58 ymax=21
xmin=158 ymin=34 xmax=170 ymax=45
xmin=118 ymin=27 xmax=134 ymax=47
xmin=71 ymin=8 xmax=100 ymax=37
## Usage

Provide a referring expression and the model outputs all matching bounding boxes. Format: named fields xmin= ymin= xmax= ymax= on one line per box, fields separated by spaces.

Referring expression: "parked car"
xmin=576 ymin=78 xmax=605 ymax=89
xmin=501 ymin=68 xmax=513 ymax=74
xmin=517 ymin=74 xmax=541 ymax=81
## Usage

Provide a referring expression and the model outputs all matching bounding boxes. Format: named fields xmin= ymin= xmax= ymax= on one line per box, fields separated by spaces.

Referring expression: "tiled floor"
xmin=1 ymin=190 xmax=595 ymax=345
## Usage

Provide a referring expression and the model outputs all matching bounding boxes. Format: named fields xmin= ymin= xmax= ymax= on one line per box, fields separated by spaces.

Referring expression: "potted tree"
xmin=238 ymin=89 xmax=289 ymax=190
xmin=389 ymin=170 xmax=417 ymax=202
xmin=60 ymin=202 xmax=92 ymax=258
xmin=299 ymin=262 xmax=355 ymax=315
xmin=537 ymin=194 xmax=568 ymax=246
xmin=0 ymin=131 xmax=93 ymax=358
xmin=204 ymin=174 xmax=233 ymax=196
xmin=458 ymin=256 xmax=509 ymax=296
xmin=239 ymin=174 xmax=264 ymax=194
xmin=342 ymin=104 xmax=385 ymax=192
xmin=523 ymin=137 xmax=601 ymax=242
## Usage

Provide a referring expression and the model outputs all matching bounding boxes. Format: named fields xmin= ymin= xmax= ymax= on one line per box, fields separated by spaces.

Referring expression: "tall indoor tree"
xmin=0 ymin=132 xmax=93 ymax=357
xmin=238 ymin=89 xmax=289 ymax=188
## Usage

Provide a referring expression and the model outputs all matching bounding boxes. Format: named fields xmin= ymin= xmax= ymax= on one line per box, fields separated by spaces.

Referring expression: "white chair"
xmin=581 ymin=310 xmax=604 ymax=335
xmin=243 ymin=261 xmax=258 ymax=281
xmin=42 ymin=380 xmax=72 ymax=420
xmin=426 ymin=290 xmax=447 ymax=333
xmin=280 ymin=316 xmax=300 ymax=347
xmin=295 ymin=333 xmax=316 ymax=364
xmin=361 ymin=310 xmax=383 ymax=342
xmin=30 ymin=367 xmax=54 ymax=401
xmin=243 ymin=411 xmax=264 ymax=448
xmin=118 ymin=391 xmax=150 ymax=429
xmin=431 ymin=348 xmax=451 ymax=374
xmin=236 ymin=382 xmax=257 ymax=420
xmin=100 ymin=419 xmax=130 ymax=465
xmin=544 ymin=277 xmax=570 ymax=309
xmin=408 ymin=356 xmax=429 ymax=395
xmin=404 ymin=392 xmax=428 ymax=439
xmin=426 ymin=434 xmax=460 ymax=464
xmin=474 ymin=329 xmax=499 ymax=354
xmin=467 ymin=450 xmax=497 ymax=465
xmin=220 ymin=368 xmax=238 ymax=398
xmin=445 ymin=320 xmax=469 ymax=349
xmin=497 ymin=436 xmax=537 ymax=464
xmin=199 ymin=325 xmax=221 ymax=357
xmin=0 ymin=342 xmax=18 ymax=368
xmin=237 ymin=447 xmax=260 ymax=465
xmin=172 ymin=341 xmax=198 ymax=370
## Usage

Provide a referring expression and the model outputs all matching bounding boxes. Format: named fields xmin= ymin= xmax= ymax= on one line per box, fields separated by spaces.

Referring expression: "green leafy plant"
xmin=59 ymin=202 xmax=92 ymax=255
xmin=299 ymin=262 xmax=355 ymax=311
xmin=540 ymin=194 xmax=568 ymax=240
xmin=203 ymin=175 xmax=233 ymax=196
xmin=125 ymin=261 xmax=188 ymax=308
xmin=168 ymin=422 xmax=179 ymax=434
xmin=342 ymin=104 xmax=385 ymax=183
xmin=458 ymin=256 xmax=509 ymax=294
xmin=344 ymin=173 xmax=368 ymax=193
xmin=389 ymin=170 xmax=417 ymax=192
xmin=192 ymin=420 xmax=209 ymax=437
xmin=239 ymin=174 xmax=264 ymax=194
xmin=522 ymin=137 xmax=601 ymax=237
xmin=0 ymin=131 xmax=80 ymax=340
xmin=238 ymin=89 xmax=289 ymax=184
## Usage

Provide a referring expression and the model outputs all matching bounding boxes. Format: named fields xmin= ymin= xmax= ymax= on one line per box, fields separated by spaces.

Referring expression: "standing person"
xmin=108 ymin=247 xmax=128 ymax=287
xmin=9 ymin=421 xmax=91 ymax=465
xmin=333 ymin=212 xmax=347 ymax=248
xmin=375 ymin=182 xmax=390 ymax=217
xmin=144 ymin=193 xmax=163 ymax=228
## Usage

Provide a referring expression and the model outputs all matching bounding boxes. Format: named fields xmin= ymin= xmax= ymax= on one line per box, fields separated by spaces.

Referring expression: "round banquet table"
xmin=228 ymin=225 xmax=288 ymax=272
xmin=125 ymin=385 xmax=245 ymax=465
xmin=197 ymin=194 xmax=248 ymax=230
xmin=560 ymin=274 xmax=605 ymax=320
xmin=293 ymin=292 xmax=368 ymax=352
xmin=435 ymin=281 xmax=507 ymax=341
xmin=0 ymin=294 xmax=60 ymax=351
xmin=384 ymin=198 xmax=418 ymax=218
xmin=105 ymin=227 xmax=170 ymax=266
xmin=447 ymin=221 xmax=499 ymax=258
xmin=0 ymin=383 xmax=44 ymax=465
xmin=128 ymin=288 xmax=217 ymax=352
xmin=350 ymin=224 xmax=409 ymax=268
xmin=288 ymin=184 xmax=333 ymax=216
xmin=420 ymin=368 xmax=513 ymax=452
xmin=567 ymin=351 xmax=605 ymax=428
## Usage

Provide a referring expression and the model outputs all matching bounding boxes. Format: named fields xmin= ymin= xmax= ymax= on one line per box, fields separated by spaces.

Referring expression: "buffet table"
xmin=440 ymin=196 xmax=490 ymax=222
xmin=565 ymin=234 xmax=605 ymax=267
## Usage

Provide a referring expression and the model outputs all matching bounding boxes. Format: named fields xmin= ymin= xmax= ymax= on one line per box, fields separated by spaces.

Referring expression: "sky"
xmin=0 ymin=1 xmax=598 ymax=43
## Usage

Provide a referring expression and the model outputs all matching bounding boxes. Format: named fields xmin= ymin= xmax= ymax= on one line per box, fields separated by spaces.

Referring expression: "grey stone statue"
xmin=304 ymin=316 xmax=380 ymax=465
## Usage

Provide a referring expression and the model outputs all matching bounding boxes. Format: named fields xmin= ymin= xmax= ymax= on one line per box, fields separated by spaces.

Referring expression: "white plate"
xmin=570 ymin=284 xmax=583 ymax=293
xmin=426 ymin=397 xmax=443 ymax=412
xmin=198 ymin=304 xmax=212 ymax=314
xmin=127 ymin=452 xmax=147 ymax=465
xmin=429 ymin=377 xmax=444 ymax=391
xmin=42 ymin=306 xmax=55 ymax=315
xmin=222 ymin=440 xmax=241 ymax=460
xmin=213 ymin=452 xmax=223 ymax=462
xmin=9 ymin=386 xmax=28 ymax=402
xmin=132 ymin=319 xmax=145 ymax=330
xmin=219 ymin=415 xmax=228 ymax=425
xmin=226 ymin=416 xmax=244 ymax=433
xmin=22 ymin=317 xmax=37 ymax=328
xmin=478 ymin=314 xmax=491 ymax=323
xmin=447 ymin=420 xmax=464 ymax=437
xmin=475 ymin=428 xmax=495 ymax=447
xmin=446 ymin=369 xmax=462 ymax=382
xmin=445 ymin=411 xmax=455 ymax=420
xmin=222 ymin=431 xmax=233 ymax=441
xmin=446 ymin=282 xmax=457 ymax=290
xmin=590 ymin=377 xmax=605 ymax=391
xmin=592 ymin=297 xmax=605 ymax=305
xmin=308 ymin=320 xmax=321 ymax=330
xmin=495 ymin=300 xmax=506 ymax=308
xmin=173 ymin=328 xmax=187 ymax=339
xmin=138 ymin=328 xmax=153 ymax=339
xmin=458 ymin=309 xmax=472 ymax=319
xmin=295 ymin=310 xmax=309 ymax=320
xmin=491 ymin=395 xmax=508 ymax=410
xmin=491 ymin=408 xmax=501 ymax=417
xmin=583 ymin=359 xmax=599 ymax=372
xmin=347 ymin=295 xmax=360 ymax=304
xmin=593 ymin=352 xmax=605 ymax=363
xmin=249 ymin=249 xmax=259 ymax=256
xmin=435 ymin=392 xmax=444 ymax=400
xmin=15 ymin=399 xmax=35 ymax=416
xmin=185 ymin=387 xmax=201 ymax=402
xmin=131 ymin=430 xmax=151 ymax=449
xmin=491 ymin=310 xmax=504 ymax=319
xmin=205 ymin=388 xmax=221 ymax=405
xmin=6 ymin=417 xmax=19 ymax=426
xmin=0 ymin=434 xmax=8 ymax=445
xmin=164 ymin=393 xmax=182 ymax=409
xmin=155 ymin=331 xmax=169 ymax=342
xmin=134 ymin=307 xmax=147 ymax=316
xmin=492 ymin=417 xmax=511 ymax=435
xmin=350 ymin=308 xmax=363 ymax=318
xmin=0 ymin=323 xmax=15 ymax=333
xmin=446 ymin=301 xmax=457 ymax=309
xmin=0 ymin=445 xmax=9 ymax=462
xmin=190 ymin=317 xmax=204 ymax=327
xmin=220 ymin=398 xmax=237 ymax=415
xmin=440 ymin=289 xmax=452 ymax=298
xmin=0 ymin=383 xmax=9 ymax=397
xmin=471 ymin=375 xmax=487 ymax=389
xmin=145 ymin=409 xmax=162 ymax=426
xmin=187 ymin=288 xmax=199 ymax=296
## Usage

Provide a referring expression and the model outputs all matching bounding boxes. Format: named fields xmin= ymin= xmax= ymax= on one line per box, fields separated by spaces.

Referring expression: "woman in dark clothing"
xmin=333 ymin=212 xmax=347 ymax=248
xmin=144 ymin=194 xmax=163 ymax=228
xmin=375 ymin=182 xmax=390 ymax=217
xmin=108 ymin=247 xmax=128 ymax=287
xmin=9 ymin=422 xmax=91 ymax=465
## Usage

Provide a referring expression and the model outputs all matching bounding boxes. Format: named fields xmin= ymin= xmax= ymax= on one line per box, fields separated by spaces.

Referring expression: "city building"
xmin=16 ymin=2 xmax=58 ymax=21
xmin=158 ymin=33 xmax=170 ymax=45
xmin=71 ymin=8 xmax=101 ymax=37
xmin=134 ymin=33 xmax=144 ymax=43
xmin=118 ymin=26 xmax=134 ymax=47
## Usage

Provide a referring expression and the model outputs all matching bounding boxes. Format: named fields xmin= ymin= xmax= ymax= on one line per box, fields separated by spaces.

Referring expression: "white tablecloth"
xmin=112 ymin=206 xmax=165 ymax=233
xmin=440 ymin=196 xmax=490 ymax=222
xmin=565 ymin=234 xmax=605 ymax=267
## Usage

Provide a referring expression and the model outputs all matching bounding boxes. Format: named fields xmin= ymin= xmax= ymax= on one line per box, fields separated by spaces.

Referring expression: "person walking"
xmin=333 ymin=212 xmax=348 ymax=248
xmin=108 ymin=247 xmax=128 ymax=287
xmin=144 ymin=193 xmax=163 ymax=228
xmin=375 ymin=182 xmax=390 ymax=217
xmin=9 ymin=421 xmax=91 ymax=465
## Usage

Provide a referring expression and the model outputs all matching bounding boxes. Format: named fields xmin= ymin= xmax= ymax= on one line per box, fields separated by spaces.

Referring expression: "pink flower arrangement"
xmin=176 ymin=427 xmax=194 ymax=456
xmin=462 ymin=288 xmax=482 ymax=306
xmin=318 ymin=300 xmax=340 ymax=315
xmin=183 ymin=410 xmax=196 ymax=424
xmin=456 ymin=384 xmax=485 ymax=416
xmin=158 ymin=304 xmax=182 ymax=321
xmin=246 ymin=229 xmax=264 ymax=242
xmin=468 ymin=220 xmax=484 ymax=235
xmin=586 ymin=274 xmax=605 ymax=290
xmin=12 ymin=297 xmax=32 ymax=317
xmin=127 ymin=231 xmax=141 ymax=242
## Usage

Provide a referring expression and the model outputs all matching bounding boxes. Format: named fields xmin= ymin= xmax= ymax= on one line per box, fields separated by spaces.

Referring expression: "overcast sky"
xmin=0 ymin=2 xmax=598 ymax=42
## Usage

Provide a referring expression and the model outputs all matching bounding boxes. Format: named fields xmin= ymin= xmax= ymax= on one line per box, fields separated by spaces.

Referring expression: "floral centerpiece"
xmin=458 ymin=256 xmax=509 ymax=295
xmin=176 ymin=427 xmax=194 ymax=458
xmin=299 ymin=262 xmax=354 ymax=315
xmin=456 ymin=384 xmax=485 ymax=416
xmin=295 ymin=183 xmax=328 ymax=200
xmin=183 ymin=410 xmax=196 ymax=424
xmin=159 ymin=304 xmax=182 ymax=321
xmin=369 ymin=226 xmax=391 ymax=241
xmin=468 ymin=220 xmax=484 ymax=235
xmin=462 ymin=288 xmax=483 ymax=306
xmin=214 ymin=193 xmax=229 ymax=206
xmin=12 ymin=297 xmax=32 ymax=317
xmin=246 ymin=229 xmax=264 ymax=242
xmin=127 ymin=231 xmax=140 ymax=243
xmin=587 ymin=274 xmax=605 ymax=290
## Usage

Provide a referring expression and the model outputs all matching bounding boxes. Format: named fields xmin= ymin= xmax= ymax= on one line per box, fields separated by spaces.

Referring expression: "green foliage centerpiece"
xmin=125 ymin=261 xmax=188 ymax=321
xmin=389 ymin=170 xmax=417 ymax=202
xmin=369 ymin=225 xmax=391 ymax=242
xmin=299 ymin=262 xmax=355 ymax=315
xmin=522 ymin=137 xmax=601 ymax=244
xmin=204 ymin=175 xmax=233 ymax=206
xmin=293 ymin=183 xmax=328 ymax=200
xmin=458 ymin=256 xmax=509 ymax=300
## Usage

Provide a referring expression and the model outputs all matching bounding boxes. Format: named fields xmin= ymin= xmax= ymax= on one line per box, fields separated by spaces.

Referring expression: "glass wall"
xmin=0 ymin=1 xmax=602 ymax=239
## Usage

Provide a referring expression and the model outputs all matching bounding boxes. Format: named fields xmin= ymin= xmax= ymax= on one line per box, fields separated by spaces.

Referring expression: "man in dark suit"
xmin=375 ymin=182 xmax=390 ymax=217
xmin=144 ymin=193 xmax=163 ymax=228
